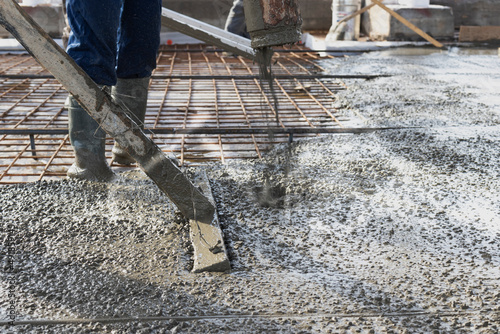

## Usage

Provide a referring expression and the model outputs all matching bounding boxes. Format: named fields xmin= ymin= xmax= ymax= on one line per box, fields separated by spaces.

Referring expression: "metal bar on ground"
xmin=28 ymin=134 xmax=37 ymax=158
xmin=153 ymin=49 xmax=176 ymax=129
xmin=0 ymin=74 xmax=390 ymax=80
xmin=0 ymin=138 xmax=31 ymax=182
xmin=273 ymin=78 xmax=315 ymax=128
xmin=286 ymin=51 xmax=326 ymax=72
xmin=179 ymin=48 xmax=193 ymax=166
xmin=0 ymin=55 xmax=31 ymax=74
xmin=0 ymin=127 xmax=411 ymax=135
xmin=1 ymin=79 xmax=48 ymax=118
xmin=37 ymin=134 xmax=68 ymax=181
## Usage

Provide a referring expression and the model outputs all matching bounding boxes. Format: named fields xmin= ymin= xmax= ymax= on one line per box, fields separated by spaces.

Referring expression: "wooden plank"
xmin=189 ymin=170 xmax=231 ymax=273
xmin=459 ymin=26 xmax=500 ymax=42
xmin=370 ymin=0 xmax=443 ymax=48
xmin=0 ymin=0 xmax=215 ymax=224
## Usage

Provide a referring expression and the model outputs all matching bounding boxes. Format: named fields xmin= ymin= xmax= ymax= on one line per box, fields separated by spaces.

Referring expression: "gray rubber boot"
xmin=66 ymin=95 xmax=115 ymax=182
xmin=111 ymin=77 xmax=150 ymax=165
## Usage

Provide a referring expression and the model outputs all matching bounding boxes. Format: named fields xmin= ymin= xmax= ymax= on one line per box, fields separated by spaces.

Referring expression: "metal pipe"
xmin=0 ymin=74 xmax=391 ymax=80
xmin=0 ymin=127 xmax=416 ymax=136
xmin=161 ymin=7 xmax=255 ymax=60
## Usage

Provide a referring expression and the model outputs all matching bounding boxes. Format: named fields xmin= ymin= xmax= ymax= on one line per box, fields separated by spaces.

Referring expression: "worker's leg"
xmin=65 ymin=0 xmax=121 ymax=180
xmin=112 ymin=0 xmax=162 ymax=165
xmin=225 ymin=0 xmax=249 ymax=38
xmin=66 ymin=94 xmax=115 ymax=182
xmin=65 ymin=0 xmax=121 ymax=86
xmin=111 ymin=77 xmax=150 ymax=165
xmin=116 ymin=0 xmax=162 ymax=80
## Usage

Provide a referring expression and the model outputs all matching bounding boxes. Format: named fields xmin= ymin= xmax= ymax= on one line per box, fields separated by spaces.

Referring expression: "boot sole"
xmin=67 ymin=163 xmax=115 ymax=182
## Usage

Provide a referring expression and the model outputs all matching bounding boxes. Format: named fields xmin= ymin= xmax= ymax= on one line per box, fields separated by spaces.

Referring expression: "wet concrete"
xmin=1 ymin=48 xmax=500 ymax=332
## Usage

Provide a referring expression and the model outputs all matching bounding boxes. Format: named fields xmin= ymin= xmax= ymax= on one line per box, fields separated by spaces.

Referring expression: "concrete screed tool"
xmin=0 ymin=0 xmax=302 ymax=272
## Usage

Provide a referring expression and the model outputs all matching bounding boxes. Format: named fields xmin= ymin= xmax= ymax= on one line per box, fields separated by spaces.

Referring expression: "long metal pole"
xmin=161 ymin=7 xmax=256 ymax=60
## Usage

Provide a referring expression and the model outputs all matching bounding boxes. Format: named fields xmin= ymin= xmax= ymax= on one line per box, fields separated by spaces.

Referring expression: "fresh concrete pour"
xmin=1 ymin=48 xmax=500 ymax=332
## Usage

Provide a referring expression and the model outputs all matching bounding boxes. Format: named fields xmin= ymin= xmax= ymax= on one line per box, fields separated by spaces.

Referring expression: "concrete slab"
xmin=325 ymin=39 xmax=432 ymax=51
xmin=363 ymin=4 xmax=454 ymax=41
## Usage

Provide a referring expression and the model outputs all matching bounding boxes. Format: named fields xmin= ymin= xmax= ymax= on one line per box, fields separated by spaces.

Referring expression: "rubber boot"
xmin=111 ymin=77 xmax=150 ymax=165
xmin=66 ymin=95 xmax=115 ymax=181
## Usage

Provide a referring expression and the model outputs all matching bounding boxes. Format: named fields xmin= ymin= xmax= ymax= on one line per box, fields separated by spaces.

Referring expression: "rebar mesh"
xmin=0 ymin=44 xmax=350 ymax=183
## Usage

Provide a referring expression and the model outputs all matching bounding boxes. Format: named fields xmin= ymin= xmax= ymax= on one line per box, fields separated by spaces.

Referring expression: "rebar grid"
xmin=0 ymin=44 xmax=348 ymax=184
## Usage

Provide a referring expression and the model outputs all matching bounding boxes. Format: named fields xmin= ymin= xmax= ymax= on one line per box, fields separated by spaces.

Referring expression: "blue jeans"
xmin=225 ymin=0 xmax=249 ymax=39
xmin=66 ymin=0 xmax=162 ymax=86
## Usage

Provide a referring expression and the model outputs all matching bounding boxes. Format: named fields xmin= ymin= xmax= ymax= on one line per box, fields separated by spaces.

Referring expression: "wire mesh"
xmin=0 ymin=44 xmax=349 ymax=184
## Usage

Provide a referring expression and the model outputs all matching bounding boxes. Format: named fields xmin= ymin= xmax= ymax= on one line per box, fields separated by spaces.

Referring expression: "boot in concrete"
xmin=111 ymin=77 xmax=150 ymax=165
xmin=66 ymin=95 xmax=115 ymax=181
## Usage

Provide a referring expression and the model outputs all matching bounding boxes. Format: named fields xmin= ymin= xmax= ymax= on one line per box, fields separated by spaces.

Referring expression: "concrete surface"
xmin=1 ymin=47 xmax=500 ymax=332
xmin=363 ymin=4 xmax=454 ymax=41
